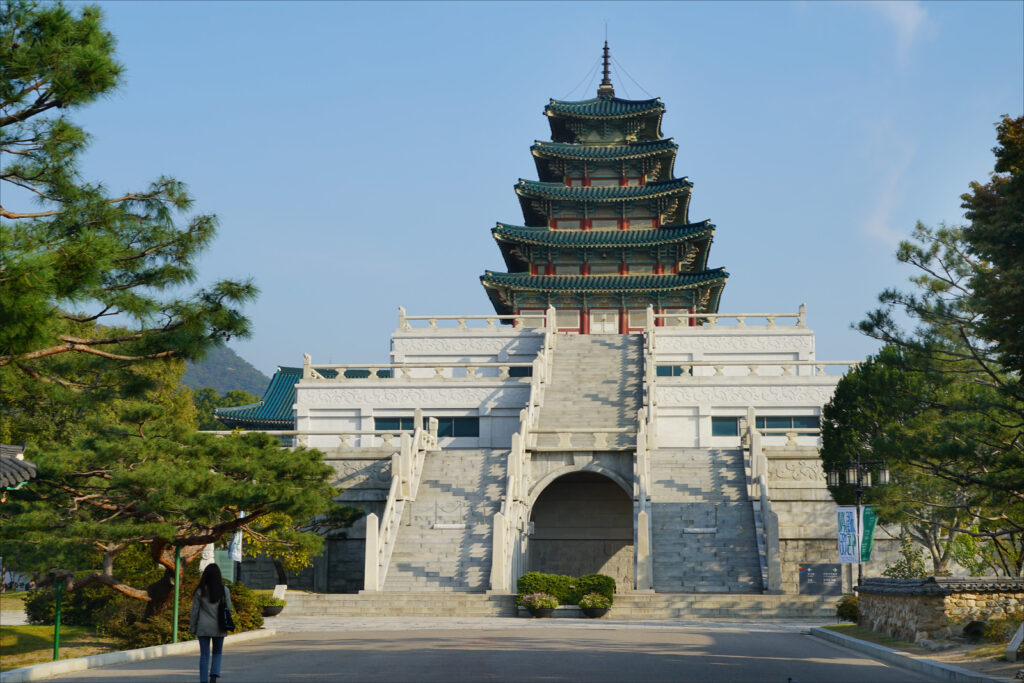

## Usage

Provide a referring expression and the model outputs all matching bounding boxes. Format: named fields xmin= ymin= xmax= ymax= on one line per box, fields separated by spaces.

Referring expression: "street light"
xmin=827 ymin=458 xmax=891 ymax=586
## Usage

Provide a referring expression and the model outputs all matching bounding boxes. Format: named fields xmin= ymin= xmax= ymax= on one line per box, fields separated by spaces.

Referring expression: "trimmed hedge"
xmin=516 ymin=572 xmax=615 ymax=605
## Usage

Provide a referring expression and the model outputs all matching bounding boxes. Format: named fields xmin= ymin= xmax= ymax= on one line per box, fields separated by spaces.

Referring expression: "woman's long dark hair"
xmin=198 ymin=563 xmax=224 ymax=603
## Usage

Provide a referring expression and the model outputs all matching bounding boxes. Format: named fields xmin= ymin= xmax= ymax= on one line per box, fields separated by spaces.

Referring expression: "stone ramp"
xmin=282 ymin=591 xmax=834 ymax=619
xmin=382 ymin=449 xmax=506 ymax=592
xmin=649 ymin=448 xmax=764 ymax=593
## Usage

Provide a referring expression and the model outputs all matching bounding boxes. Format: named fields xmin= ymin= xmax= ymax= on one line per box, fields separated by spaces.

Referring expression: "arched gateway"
xmin=528 ymin=471 xmax=634 ymax=590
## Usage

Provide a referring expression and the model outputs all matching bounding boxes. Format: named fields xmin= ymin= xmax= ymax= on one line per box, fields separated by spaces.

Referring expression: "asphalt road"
xmin=46 ymin=620 xmax=936 ymax=683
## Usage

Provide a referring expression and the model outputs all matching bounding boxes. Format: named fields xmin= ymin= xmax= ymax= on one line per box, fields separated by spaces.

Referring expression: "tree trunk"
xmin=272 ymin=559 xmax=288 ymax=586
xmin=144 ymin=568 xmax=175 ymax=619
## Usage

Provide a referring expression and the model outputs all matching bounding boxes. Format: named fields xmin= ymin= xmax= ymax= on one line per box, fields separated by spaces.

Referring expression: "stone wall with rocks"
xmin=858 ymin=577 xmax=1024 ymax=642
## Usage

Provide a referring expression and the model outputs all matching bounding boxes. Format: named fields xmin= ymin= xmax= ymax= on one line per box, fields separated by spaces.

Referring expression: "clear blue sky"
xmin=76 ymin=1 xmax=1023 ymax=376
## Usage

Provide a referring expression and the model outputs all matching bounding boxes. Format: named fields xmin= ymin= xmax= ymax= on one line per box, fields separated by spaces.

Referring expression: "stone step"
xmin=282 ymin=591 xmax=835 ymax=619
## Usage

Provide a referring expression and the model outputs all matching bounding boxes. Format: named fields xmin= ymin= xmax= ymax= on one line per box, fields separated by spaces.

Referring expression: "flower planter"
xmin=261 ymin=605 xmax=285 ymax=617
xmin=582 ymin=607 xmax=609 ymax=618
xmin=528 ymin=607 xmax=555 ymax=618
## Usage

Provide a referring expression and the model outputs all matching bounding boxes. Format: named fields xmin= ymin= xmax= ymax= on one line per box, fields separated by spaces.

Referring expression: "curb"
xmin=809 ymin=627 xmax=1004 ymax=683
xmin=0 ymin=629 xmax=276 ymax=683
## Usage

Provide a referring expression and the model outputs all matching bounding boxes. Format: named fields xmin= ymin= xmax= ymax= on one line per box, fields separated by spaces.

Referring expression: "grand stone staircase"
xmin=381 ymin=449 xmax=505 ymax=592
xmin=649 ymin=447 xmax=764 ymax=593
xmin=534 ymin=335 xmax=642 ymax=449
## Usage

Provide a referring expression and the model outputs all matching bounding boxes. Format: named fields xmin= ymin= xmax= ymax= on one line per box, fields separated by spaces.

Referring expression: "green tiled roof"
xmin=493 ymin=221 xmax=713 ymax=247
xmin=480 ymin=269 xmax=728 ymax=293
xmin=545 ymin=97 xmax=664 ymax=118
xmin=213 ymin=366 xmax=301 ymax=429
xmin=531 ymin=139 xmax=677 ymax=160
xmin=515 ymin=177 xmax=691 ymax=201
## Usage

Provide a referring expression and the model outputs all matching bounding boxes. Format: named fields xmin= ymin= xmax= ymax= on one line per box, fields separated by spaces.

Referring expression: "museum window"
xmin=656 ymin=365 xmax=692 ymax=377
xmin=508 ymin=366 xmax=532 ymax=377
xmin=711 ymin=416 xmax=739 ymax=436
xmin=756 ymin=416 xmax=820 ymax=431
xmin=374 ymin=416 xmax=480 ymax=437
xmin=374 ymin=417 xmax=415 ymax=431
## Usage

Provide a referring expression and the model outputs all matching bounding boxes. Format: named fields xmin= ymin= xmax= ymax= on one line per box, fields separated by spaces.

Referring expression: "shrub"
xmin=516 ymin=571 xmax=615 ymax=605
xmin=520 ymin=592 xmax=558 ymax=610
xmin=23 ymin=570 xmax=263 ymax=648
xmin=836 ymin=595 xmax=858 ymax=622
xmin=578 ymin=592 xmax=611 ymax=609
xmin=256 ymin=594 xmax=286 ymax=608
xmin=983 ymin=617 xmax=1023 ymax=642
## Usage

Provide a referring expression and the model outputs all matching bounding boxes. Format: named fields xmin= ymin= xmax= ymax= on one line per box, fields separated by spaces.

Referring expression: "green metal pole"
xmin=172 ymin=545 xmax=181 ymax=643
xmin=53 ymin=580 xmax=62 ymax=661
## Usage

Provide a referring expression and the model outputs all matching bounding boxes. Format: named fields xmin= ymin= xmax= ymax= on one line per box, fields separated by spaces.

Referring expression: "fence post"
xmin=363 ymin=513 xmax=379 ymax=591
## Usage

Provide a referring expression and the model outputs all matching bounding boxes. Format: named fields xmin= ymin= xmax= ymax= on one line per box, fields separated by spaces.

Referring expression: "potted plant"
xmin=578 ymin=592 xmax=611 ymax=618
xmin=520 ymin=592 xmax=558 ymax=618
xmin=257 ymin=594 xmax=286 ymax=617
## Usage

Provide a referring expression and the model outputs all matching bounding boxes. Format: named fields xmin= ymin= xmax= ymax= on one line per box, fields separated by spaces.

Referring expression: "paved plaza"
xmin=39 ymin=617 xmax=939 ymax=682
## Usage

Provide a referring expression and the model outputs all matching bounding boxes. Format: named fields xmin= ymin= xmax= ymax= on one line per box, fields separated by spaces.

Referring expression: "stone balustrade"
xmin=655 ymin=304 xmax=807 ymax=328
xmin=656 ymin=360 xmax=861 ymax=378
xmin=202 ymin=429 xmax=415 ymax=449
xmin=302 ymin=361 xmax=534 ymax=382
xmin=857 ymin=577 xmax=1024 ymax=642
xmin=397 ymin=306 xmax=544 ymax=331
xmin=528 ymin=427 xmax=636 ymax=451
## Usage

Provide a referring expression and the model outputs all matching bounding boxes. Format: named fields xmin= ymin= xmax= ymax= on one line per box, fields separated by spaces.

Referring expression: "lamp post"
xmin=827 ymin=458 xmax=890 ymax=586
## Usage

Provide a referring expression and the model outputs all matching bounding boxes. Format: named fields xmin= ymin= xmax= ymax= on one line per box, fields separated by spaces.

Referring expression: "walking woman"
xmin=189 ymin=564 xmax=232 ymax=683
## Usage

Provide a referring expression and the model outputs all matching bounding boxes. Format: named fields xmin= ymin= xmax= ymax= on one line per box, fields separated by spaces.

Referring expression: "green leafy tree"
xmin=962 ymin=115 xmax=1024 ymax=375
xmin=192 ymin=387 xmax=259 ymax=431
xmin=1 ymin=1 xmax=255 ymax=400
xmin=836 ymin=117 xmax=1024 ymax=575
xmin=0 ymin=401 xmax=337 ymax=617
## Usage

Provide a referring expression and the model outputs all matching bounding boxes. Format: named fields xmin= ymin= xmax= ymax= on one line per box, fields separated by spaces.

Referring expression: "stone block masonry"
xmin=857 ymin=577 xmax=1024 ymax=642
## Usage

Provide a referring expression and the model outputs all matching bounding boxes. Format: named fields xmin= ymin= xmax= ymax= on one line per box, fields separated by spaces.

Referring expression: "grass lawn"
xmin=0 ymin=590 xmax=28 ymax=610
xmin=0 ymin=624 xmax=120 ymax=672
xmin=821 ymin=623 xmax=916 ymax=649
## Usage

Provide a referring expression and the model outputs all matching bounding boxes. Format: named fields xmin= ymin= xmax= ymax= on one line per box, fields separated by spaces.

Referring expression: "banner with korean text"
xmin=837 ymin=506 xmax=859 ymax=563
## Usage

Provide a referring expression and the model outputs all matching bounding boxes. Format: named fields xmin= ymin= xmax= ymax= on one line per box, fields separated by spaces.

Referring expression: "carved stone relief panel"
xmin=655 ymin=333 xmax=813 ymax=354
xmin=657 ymin=384 xmax=837 ymax=406
xmin=326 ymin=458 xmax=391 ymax=490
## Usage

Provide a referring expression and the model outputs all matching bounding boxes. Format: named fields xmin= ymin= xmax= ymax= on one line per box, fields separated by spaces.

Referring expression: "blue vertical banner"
xmin=837 ymin=506 xmax=859 ymax=563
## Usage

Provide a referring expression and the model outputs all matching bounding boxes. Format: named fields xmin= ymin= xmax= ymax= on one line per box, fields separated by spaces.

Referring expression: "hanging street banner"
xmin=837 ymin=506 xmax=859 ymax=563
xmin=860 ymin=505 xmax=877 ymax=562
xmin=228 ymin=511 xmax=246 ymax=562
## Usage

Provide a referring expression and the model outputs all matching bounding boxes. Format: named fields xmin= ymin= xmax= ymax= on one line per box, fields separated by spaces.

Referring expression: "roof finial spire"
xmin=598 ymin=39 xmax=614 ymax=98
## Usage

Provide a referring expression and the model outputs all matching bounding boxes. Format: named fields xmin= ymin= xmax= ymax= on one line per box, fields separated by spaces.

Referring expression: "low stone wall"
xmin=858 ymin=577 xmax=1024 ymax=642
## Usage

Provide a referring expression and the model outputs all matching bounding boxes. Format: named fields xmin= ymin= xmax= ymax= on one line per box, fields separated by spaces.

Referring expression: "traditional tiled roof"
xmin=857 ymin=577 xmax=1024 ymax=596
xmin=531 ymin=139 xmax=677 ymax=160
xmin=0 ymin=444 xmax=36 ymax=489
xmin=545 ymin=97 xmax=664 ymax=118
xmin=213 ymin=366 xmax=301 ymax=429
xmin=493 ymin=221 xmax=713 ymax=248
xmin=515 ymin=177 xmax=691 ymax=202
xmin=480 ymin=269 xmax=728 ymax=293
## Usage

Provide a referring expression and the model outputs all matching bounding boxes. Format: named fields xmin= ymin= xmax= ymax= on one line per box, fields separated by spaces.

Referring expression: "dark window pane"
xmin=756 ymin=417 xmax=767 ymax=429
xmin=711 ymin=417 xmax=739 ymax=437
xmin=793 ymin=416 xmax=820 ymax=429
xmin=764 ymin=416 xmax=791 ymax=429
xmin=656 ymin=365 xmax=673 ymax=377
xmin=436 ymin=418 xmax=454 ymax=438
xmin=508 ymin=366 xmax=532 ymax=377
xmin=453 ymin=417 xmax=480 ymax=437
xmin=375 ymin=417 xmax=413 ymax=431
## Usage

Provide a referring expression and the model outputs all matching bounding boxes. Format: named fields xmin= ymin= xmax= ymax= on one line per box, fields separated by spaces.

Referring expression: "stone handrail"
xmin=363 ymin=412 xmax=439 ymax=592
xmin=302 ymin=360 xmax=534 ymax=381
xmin=200 ymin=429 xmax=416 ymax=449
xmin=397 ymin=306 xmax=546 ymax=331
xmin=743 ymin=415 xmax=782 ymax=593
xmin=758 ymin=427 xmax=821 ymax=446
xmin=528 ymin=427 xmax=635 ymax=451
xmin=655 ymin=359 xmax=861 ymax=377
xmin=653 ymin=303 xmax=807 ymax=328
xmin=490 ymin=307 xmax=556 ymax=592
xmin=634 ymin=407 xmax=654 ymax=590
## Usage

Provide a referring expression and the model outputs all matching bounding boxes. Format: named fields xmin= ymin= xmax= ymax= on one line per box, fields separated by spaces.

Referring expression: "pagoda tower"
xmin=481 ymin=43 xmax=728 ymax=334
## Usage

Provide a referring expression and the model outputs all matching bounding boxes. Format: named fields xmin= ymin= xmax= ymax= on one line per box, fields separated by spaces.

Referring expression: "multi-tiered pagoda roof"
xmin=480 ymin=43 xmax=728 ymax=333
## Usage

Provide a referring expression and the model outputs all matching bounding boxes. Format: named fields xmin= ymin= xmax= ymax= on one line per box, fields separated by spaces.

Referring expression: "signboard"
xmin=860 ymin=506 xmax=877 ymax=562
xmin=837 ymin=506 xmax=859 ymax=563
xmin=798 ymin=563 xmax=843 ymax=595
